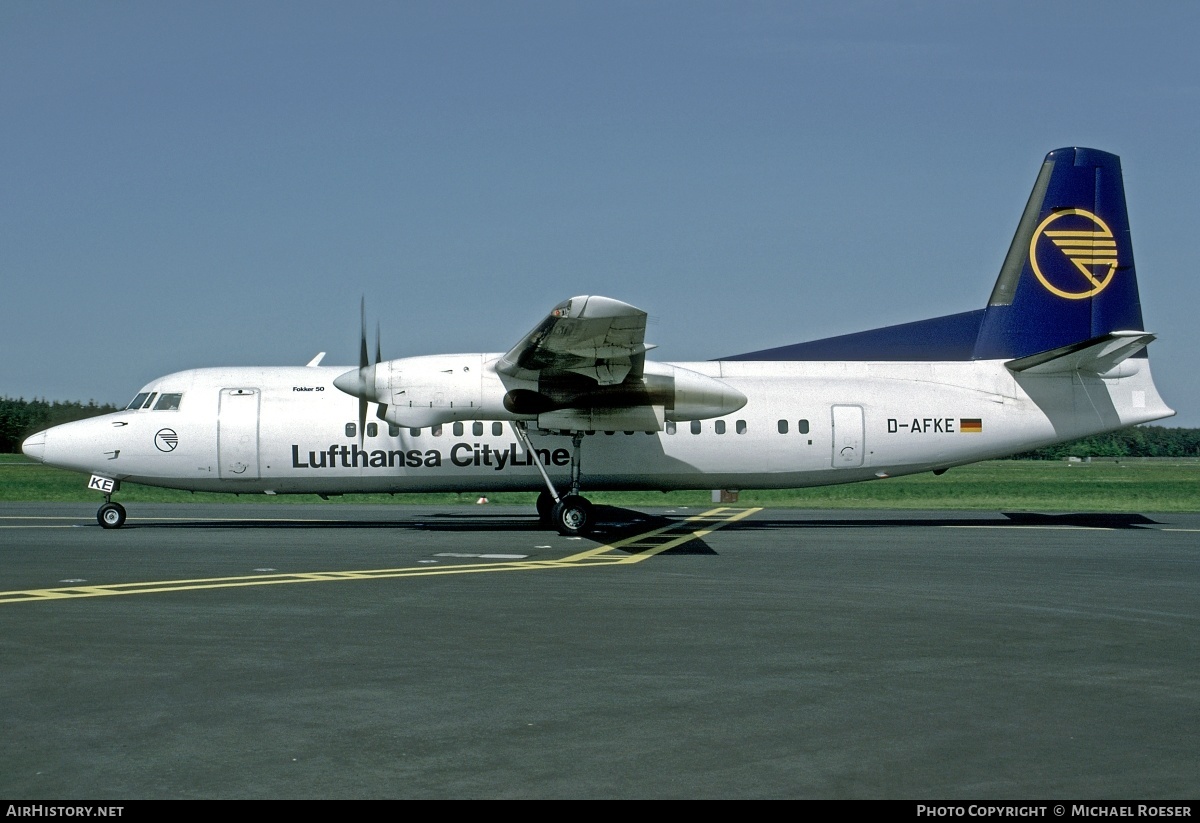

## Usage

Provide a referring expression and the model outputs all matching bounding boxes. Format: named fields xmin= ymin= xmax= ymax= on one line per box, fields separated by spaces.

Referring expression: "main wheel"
xmin=97 ymin=502 xmax=127 ymax=530
xmin=536 ymin=490 xmax=556 ymax=523
xmin=552 ymin=495 xmax=593 ymax=536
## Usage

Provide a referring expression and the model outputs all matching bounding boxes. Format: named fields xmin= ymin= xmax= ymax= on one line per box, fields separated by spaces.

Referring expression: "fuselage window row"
xmin=346 ymin=418 xmax=767 ymax=439
xmin=776 ymin=419 xmax=810 ymax=434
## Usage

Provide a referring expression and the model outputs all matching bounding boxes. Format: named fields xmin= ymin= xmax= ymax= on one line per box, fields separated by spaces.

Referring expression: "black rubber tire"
xmin=97 ymin=502 xmax=127 ymax=529
xmin=552 ymin=495 xmax=593 ymax=536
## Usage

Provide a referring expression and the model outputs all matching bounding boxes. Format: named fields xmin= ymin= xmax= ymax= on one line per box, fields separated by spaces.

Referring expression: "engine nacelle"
xmin=658 ymin=363 xmax=748 ymax=422
xmin=351 ymin=355 xmax=747 ymax=431
xmin=505 ymin=361 xmax=746 ymax=431
xmin=377 ymin=354 xmax=495 ymax=428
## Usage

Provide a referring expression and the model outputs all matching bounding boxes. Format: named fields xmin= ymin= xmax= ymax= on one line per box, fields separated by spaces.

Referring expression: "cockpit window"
xmin=127 ymin=393 xmax=150 ymax=410
xmin=154 ymin=393 xmax=183 ymax=411
xmin=141 ymin=392 xmax=158 ymax=409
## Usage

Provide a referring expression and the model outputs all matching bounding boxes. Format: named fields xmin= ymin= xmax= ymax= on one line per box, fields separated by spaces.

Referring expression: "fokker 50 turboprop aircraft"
xmin=22 ymin=147 xmax=1175 ymax=534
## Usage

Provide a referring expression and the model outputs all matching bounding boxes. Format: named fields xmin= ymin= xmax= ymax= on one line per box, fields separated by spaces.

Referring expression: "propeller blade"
xmin=333 ymin=298 xmax=390 ymax=446
xmin=358 ymin=298 xmax=371 ymax=447
xmin=358 ymin=397 xmax=368 ymax=448
xmin=359 ymin=297 xmax=369 ymax=370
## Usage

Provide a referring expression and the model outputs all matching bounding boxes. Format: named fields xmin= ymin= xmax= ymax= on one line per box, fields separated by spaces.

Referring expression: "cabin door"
xmin=218 ymin=388 xmax=261 ymax=479
xmin=831 ymin=405 xmax=864 ymax=468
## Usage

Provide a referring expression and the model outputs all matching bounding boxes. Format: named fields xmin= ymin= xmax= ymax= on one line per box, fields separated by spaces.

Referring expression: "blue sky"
xmin=4 ymin=2 xmax=1198 ymax=426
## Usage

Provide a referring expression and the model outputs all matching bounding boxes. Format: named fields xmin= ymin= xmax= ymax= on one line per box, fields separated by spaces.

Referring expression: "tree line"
xmin=2 ymin=396 xmax=1198 ymax=458
xmin=1 ymin=397 xmax=122 ymax=453
xmin=1013 ymin=425 xmax=1200 ymax=459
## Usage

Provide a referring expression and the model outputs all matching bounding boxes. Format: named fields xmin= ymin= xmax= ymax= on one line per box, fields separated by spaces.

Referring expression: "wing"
xmin=496 ymin=295 xmax=655 ymax=386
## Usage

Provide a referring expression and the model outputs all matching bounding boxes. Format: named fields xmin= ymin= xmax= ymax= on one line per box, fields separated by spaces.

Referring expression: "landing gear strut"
xmin=515 ymin=424 xmax=594 ymax=536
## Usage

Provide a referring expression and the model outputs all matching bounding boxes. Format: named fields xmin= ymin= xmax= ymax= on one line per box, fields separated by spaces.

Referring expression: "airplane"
xmin=20 ymin=147 xmax=1175 ymax=535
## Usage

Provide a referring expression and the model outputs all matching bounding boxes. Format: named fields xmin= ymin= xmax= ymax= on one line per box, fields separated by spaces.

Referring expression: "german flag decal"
xmin=960 ymin=418 xmax=982 ymax=433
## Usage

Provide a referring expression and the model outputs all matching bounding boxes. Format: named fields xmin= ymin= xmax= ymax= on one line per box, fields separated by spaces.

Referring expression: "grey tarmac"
xmin=1 ymin=502 xmax=1197 ymax=800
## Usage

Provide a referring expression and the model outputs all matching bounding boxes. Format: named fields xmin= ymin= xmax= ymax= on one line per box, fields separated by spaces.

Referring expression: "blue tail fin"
xmin=721 ymin=147 xmax=1146 ymax=363
xmin=972 ymin=147 xmax=1143 ymax=359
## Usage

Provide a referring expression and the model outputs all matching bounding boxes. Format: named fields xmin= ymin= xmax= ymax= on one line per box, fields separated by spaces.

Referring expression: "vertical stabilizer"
xmin=973 ymin=147 xmax=1144 ymax=359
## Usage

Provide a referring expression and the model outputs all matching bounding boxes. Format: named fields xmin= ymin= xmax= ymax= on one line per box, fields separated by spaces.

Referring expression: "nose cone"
xmin=22 ymin=431 xmax=46 ymax=463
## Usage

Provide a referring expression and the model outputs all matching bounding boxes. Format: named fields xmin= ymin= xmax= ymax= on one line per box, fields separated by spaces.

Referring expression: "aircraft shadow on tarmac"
xmin=114 ymin=509 xmax=1162 ymax=563
xmin=731 ymin=511 xmax=1163 ymax=530
xmin=126 ymin=505 xmax=722 ymax=554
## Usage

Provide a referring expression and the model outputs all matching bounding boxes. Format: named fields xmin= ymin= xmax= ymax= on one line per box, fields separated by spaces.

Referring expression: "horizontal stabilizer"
xmin=1005 ymin=331 xmax=1155 ymax=375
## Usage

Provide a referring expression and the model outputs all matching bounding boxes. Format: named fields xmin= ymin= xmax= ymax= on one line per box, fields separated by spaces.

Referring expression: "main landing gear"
xmin=544 ymin=492 xmax=593 ymax=536
xmin=516 ymin=425 xmax=594 ymax=536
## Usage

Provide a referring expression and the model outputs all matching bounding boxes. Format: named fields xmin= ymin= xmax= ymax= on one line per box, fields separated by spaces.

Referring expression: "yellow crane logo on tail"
xmin=1029 ymin=208 xmax=1119 ymax=299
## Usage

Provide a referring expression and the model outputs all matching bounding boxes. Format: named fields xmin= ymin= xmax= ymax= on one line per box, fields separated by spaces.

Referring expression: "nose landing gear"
xmin=97 ymin=499 xmax=127 ymax=529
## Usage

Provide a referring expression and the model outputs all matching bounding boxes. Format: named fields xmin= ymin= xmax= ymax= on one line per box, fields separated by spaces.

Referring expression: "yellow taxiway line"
xmin=0 ymin=507 xmax=762 ymax=606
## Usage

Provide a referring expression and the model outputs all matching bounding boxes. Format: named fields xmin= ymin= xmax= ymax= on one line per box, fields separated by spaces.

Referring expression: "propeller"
xmin=333 ymin=297 xmax=388 ymax=446
xmin=374 ymin=321 xmax=388 ymax=421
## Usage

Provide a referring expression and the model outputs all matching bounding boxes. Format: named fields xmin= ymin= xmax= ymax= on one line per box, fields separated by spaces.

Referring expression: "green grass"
xmin=2 ymin=453 xmax=1197 ymax=511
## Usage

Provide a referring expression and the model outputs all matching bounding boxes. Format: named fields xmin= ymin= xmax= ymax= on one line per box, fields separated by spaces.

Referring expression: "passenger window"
xmin=715 ymin=420 xmax=726 ymax=435
xmin=154 ymin=393 xmax=183 ymax=411
xmin=432 ymin=424 xmax=443 ymax=437
xmin=345 ymin=423 xmax=356 ymax=438
xmin=798 ymin=419 xmax=810 ymax=434
xmin=665 ymin=421 xmax=676 ymax=435
xmin=736 ymin=420 xmax=746 ymax=434
xmin=127 ymin=393 xmax=150 ymax=410
xmin=366 ymin=422 xmax=377 ymax=438
xmin=453 ymin=422 xmax=464 ymax=437
xmin=492 ymin=422 xmax=503 ymax=436
xmin=406 ymin=427 xmax=417 ymax=437
xmin=473 ymin=422 xmax=484 ymax=436
xmin=690 ymin=421 xmax=701 ymax=435
xmin=777 ymin=420 xmax=788 ymax=434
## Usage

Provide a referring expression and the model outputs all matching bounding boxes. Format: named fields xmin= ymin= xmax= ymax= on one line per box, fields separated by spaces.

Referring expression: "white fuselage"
xmin=29 ymin=354 xmax=1174 ymax=496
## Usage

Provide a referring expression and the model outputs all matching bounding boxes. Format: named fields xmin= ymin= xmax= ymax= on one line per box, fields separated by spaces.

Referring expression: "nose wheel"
xmin=98 ymin=501 xmax=127 ymax=529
